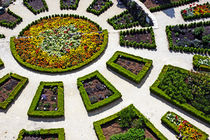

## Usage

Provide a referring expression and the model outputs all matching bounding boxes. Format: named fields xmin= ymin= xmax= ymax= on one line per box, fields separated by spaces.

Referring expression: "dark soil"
xmin=0 ymin=77 xmax=20 ymax=102
xmin=28 ymin=0 xmax=44 ymax=10
xmin=124 ymin=33 xmax=153 ymax=44
xmin=115 ymin=57 xmax=145 ymax=75
xmin=63 ymin=0 xmax=77 ymax=6
xmin=91 ymin=0 xmax=109 ymax=11
xmin=114 ymin=13 xmax=137 ymax=25
xmin=23 ymin=134 xmax=58 ymax=140
xmin=0 ymin=11 xmax=17 ymax=23
xmin=83 ymin=77 xmax=113 ymax=104
xmin=36 ymin=86 xmax=58 ymax=111
xmin=144 ymin=127 xmax=158 ymax=140
xmin=141 ymin=0 xmax=179 ymax=9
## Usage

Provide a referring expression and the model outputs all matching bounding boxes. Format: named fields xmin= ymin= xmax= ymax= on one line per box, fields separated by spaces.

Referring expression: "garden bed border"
xmin=23 ymin=0 xmax=49 ymax=15
xmin=193 ymin=55 xmax=210 ymax=72
xmin=0 ymin=34 xmax=5 ymax=39
xmin=60 ymin=0 xmax=80 ymax=10
xmin=0 ymin=58 xmax=4 ymax=67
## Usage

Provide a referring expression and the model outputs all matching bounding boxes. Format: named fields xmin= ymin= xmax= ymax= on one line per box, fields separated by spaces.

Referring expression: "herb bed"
xmin=193 ymin=55 xmax=210 ymax=72
xmin=60 ymin=0 xmax=80 ymax=10
xmin=23 ymin=0 xmax=48 ymax=15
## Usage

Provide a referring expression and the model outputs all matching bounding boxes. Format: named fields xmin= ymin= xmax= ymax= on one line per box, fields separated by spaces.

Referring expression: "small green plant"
xmin=89 ymin=95 xmax=98 ymax=104
xmin=193 ymin=26 xmax=204 ymax=37
xmin=202 ymin=34 xmax=210 ymax=44
xmin=118 ymin=107 xmax=137 ymax=128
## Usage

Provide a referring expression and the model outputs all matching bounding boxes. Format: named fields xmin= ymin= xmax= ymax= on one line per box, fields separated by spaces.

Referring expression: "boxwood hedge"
xmin=93 ymin=104 xmax=167 ymax=140
xmin=27 ymin=81 xmax=64 ymax=118
xmin=106 ymin=51 xmax=152 ymax=83
xmin=0 ymin=73 xmax=28 ymax=110
xmin=77 ymin=70 xmax=122 ymax=112
xmin=0 ymin=58 xmax=4 ymax=67
xmin=60 ymin=0 xmax=80 ymax=10
xmin=23 ymin=0 xmax=48 ymax=15
xmin=193 ymin=55 xmax=210 ymax=72
xmin=0 ymin=34 xmax=5 ymax=39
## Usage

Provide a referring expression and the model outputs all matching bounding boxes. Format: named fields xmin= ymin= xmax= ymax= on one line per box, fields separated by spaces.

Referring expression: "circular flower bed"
xmin=10 ymin=14 xmax=108 ymax=72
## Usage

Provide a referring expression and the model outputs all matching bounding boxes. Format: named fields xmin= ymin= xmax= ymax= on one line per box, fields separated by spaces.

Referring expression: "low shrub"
xmin=0 ymin=58 xmax=4 ymax=67
xmin=0 ymin=34 xmax=5 ymax=38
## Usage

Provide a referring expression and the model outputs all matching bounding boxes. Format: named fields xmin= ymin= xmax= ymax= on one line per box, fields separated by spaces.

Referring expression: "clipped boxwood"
xmin=23 ymin=0 xmax=49 ymax=15
xmin=87 ymin=0 xmax=113 ymax=16
xmin=0 ymin=34 xmax=5 ymax=39
xmin=60 ymin=0 xmax=80 ymax=10
xmin=77 ymin=70 xmax=122 ymax=112
xmin=106 ymin=51 xmax=152 ymax=83
xmin=161 ymin=111 xmax=209 ymax=140
xmin=94 ymin=104 xmax=167 ymax=140
xmin=0 ymin=9 xmax=22 ymax=29
xmin=150 ymin=65 xmax=210 ymax=124
xmin=120 ymin=28 xmax=156 ymax=49
xmin=0 ymin=73 xmax=28 ymax=110
xmin=193 ymin=55 xmax=210 ymax=72
xmin=0 ymin=58 xmax=4 ymax=67
xmin=27 ymin=81 xmax=64 ymax=118
xmin=17 ymin=128 xmax=65 ymax=140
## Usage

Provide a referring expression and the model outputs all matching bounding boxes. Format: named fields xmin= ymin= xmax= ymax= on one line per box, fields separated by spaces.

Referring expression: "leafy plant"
xmin=118 ymin=107 xmax=137 ymax=128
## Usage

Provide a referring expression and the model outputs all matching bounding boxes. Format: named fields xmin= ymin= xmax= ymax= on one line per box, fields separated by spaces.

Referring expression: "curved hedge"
xmin=193 ymin=55 xmax=210 ymax=72
xmin=60 ymin=0 xmax=80 ymax=10
xmin=23 ymin=0 xmax=49 ymax=15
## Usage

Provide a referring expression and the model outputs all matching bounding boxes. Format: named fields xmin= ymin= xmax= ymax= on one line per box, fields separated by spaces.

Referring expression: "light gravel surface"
xmin=0 ymin=0 xmax=210 ymax=139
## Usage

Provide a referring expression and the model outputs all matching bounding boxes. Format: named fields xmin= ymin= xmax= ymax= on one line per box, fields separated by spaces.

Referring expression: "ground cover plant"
xmin=0 ymin=9 xmax=22 ymax=29
xmin=0 ymin=34 xmax=5 ymax=38
xmin=166 ymin=21 xmax=210 ymax=54
xmin=106 ymin=51 xmax=152 ymax=83
xmin=193 ymin=55 xmax=210 ymax=72
xmin=181 ymin=2 xmax=210 ymax=20
xmin=17 ymin=128 xmax=65 ymax=140
xmin=94 ymin=104 xmax=167 ymax=140
xmin=77 ymin=70 xmax=122 ymax=111
xmin=10 ymin=14 xmax=108 ymax=73
xmin=0 ymin=73 xmax=28 ymax=110
xmin=60 ymin=0 xmax=80 ymax=10
xmin=0 ymin=59 xmax=4 ymax=67
xmin=150 ymin=65 xmax=210 ymax=124
xmin=27 ymin=81 xmax=64 ymax=118
xmin=120 ymin=28 xmax=156 ymax=49
xmin=23 ymin=0 xmax=49 ymax=15
xmin=87 ymin=0 xmax=113 ymax=16
xmin=162 ymin=112 xmax=209 ymax=140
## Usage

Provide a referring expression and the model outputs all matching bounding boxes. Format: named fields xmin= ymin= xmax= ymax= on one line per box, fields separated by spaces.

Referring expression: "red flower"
xmin=190 ymin=5 xmax=192 ymax=7
xmin=183 ymin=10 xmax=187 ymax=14
xmin=175 ymin=115 xmax=178 ymax=120
xmin=182 ymin=120 xmax=188 ymax=124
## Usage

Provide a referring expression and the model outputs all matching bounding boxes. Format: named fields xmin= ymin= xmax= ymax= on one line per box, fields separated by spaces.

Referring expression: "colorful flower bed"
xmin=23 ymin=0 xmax=49 ymax=15
xmin=193 ymin=55 xmax=210 ymax=72
xmin=10 ymin=14 xmax=108 ymax=73
xmin=181 ymin=2 xmax=210 ymax=20
xmin=161 ymin=112 xmax=209 ymax=140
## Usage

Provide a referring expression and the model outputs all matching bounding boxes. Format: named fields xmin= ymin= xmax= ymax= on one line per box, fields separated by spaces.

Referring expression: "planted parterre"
xmin=0 ymin=73 xmax=28 ymax=110
xmin=27 ymin=81 xmax=64 ymax=118
xmin=10 ymin=14 xmax=108 ymax=73
xmin=60 ymin=0 xmax=80 ymax=10
xmin=181 ymin=2 xmax=210 ymax=20
xmin=193 ymin=55 xmax=210 ymax=72
xmin=87 ymin=0 xmax=113 ymax=16
xmin=94 ymin=104 xmax=167 ymax=140
xmin=150 ymin=65 xmax=210 ymax=124
xmin=0 ymin=34 xmax=5 ymax=39
xmin=17 ymin=128 xmax=65 ymax=140
xmin=162 ymin=112 xmax=209 ymax=140
xmin=106 ymin=51 xmax=152 ymax=84
xmin=77 ymin=70 xmax=122 ymax=112
xmin=166 ymin=21 xmax=210 ymax=54
xmin=120 ymin=28 xmax=156 ymax=49
xmin=23 ymin=0 xmax=49 ymax=15
xmin=0 ymin=58 xmax=4 ymax=67
xmin=0 ymin=9 xmax=22 ymax=29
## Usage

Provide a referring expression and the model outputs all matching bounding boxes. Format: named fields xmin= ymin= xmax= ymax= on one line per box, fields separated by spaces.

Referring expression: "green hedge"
xmin=0 ymin=58 xmax=4 ymax=67
xmin=0 ymin=73 xmax=28 ymax=110
xmin=193 ymin=55 xmax=210 ymax=72
xmin=120 ymin=28 xmax=156 ymax=49
xmin=150 ymin=65 xmax=210 ymax=124
xmin=60 ymin=0 xmax=80 ymax=10
xmin=93 ymin=104 xmax=167 ymax=140
xmin=106 ymin=51 xmax=152 ymax=83
xmin=0 ymin=9 xmax=22 ymax=29
xmin=23 ymin=0 xmax=48 ymax=15
xmin=77 ymin=70 xmax=122 ymax=112
xmin=166 ymin=21 xmax=210 ymax=54
xmin=87 ymin=0 xmax=113 ymax=16
xmin=0 ymin=34 xmax=5 ymax=39
xmin=161 ymin=111 xmax=209 ymax=140
xmin=27 ymin=81 xmax=64 ymax=118
xmin=17 ymin=128 xmax=65 ymax=140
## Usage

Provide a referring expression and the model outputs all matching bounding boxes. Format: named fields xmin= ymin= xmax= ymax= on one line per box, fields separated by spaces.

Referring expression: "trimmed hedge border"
xmin=120 ymin=28 xmax=156 ymax=49
xmin=93 ymin=104 xmax=167 ymax=140
xmin=60 ymin=0 xmax=80 ymax=10
xmin=161 ymin=111 xmax=209 ymax=140
xmin=150 ymin=65 xmax=210 ymax=124
xmin=27 ymin=81 xmax=64 ymax=118
xmin=17 ymin=128 xmax=65 ymax=140
xmin=0 ymin=58 xmax=4 ymax=67
xmin=23 ymin=0 xmax=49 ymax=15
xmin=87 ymin=0 xmax=113 ymax=16
xmin=77 ymin=70 xmax=122 ymax=112
xmin=181 ymin=2 xmax=210 ymax=20
xmin=106 ymin=51 xmax=152 ymax=83
xmin=0 ymin=73 xmax=28 ymax=110
xmin=193 ymin=55 xmax=210 ymax=72
xmin=166 ymin=21 xmax=210 ymax=54
xmin=0 ymin=9 xmax=22 ymax=29
xmin=0 ymin=34 xmax=5 ymax=39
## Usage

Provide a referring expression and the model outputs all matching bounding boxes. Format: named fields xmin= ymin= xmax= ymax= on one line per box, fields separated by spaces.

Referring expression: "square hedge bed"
xmin=0 ymin=58 xmax=4 ymax=67
xmin=27 ymin=81 xmax=64 ymax=118
xmin=77 ymin=70 xmax=122 ymax=112
xmin=17 ymin=128 xmax=65 ymax=140
xmin=23 ymin=0 xmax=49 ymax=15
xmin=150 ymin=65 xmax=210 ymax=124
xmin=162 ymin=111 xmax=209 ymax=140
xmin=0 ymin=73 xmax=28 ymax=110
xmin=193 ymin=55 xmax=210 ymax=72
xmin=60 ymin=0 xmax=80 ymax=10
xmin=106 ymin=51 xmax=152 ymax=84
xmin=94 ymin=104 xmax=167 ymax=140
